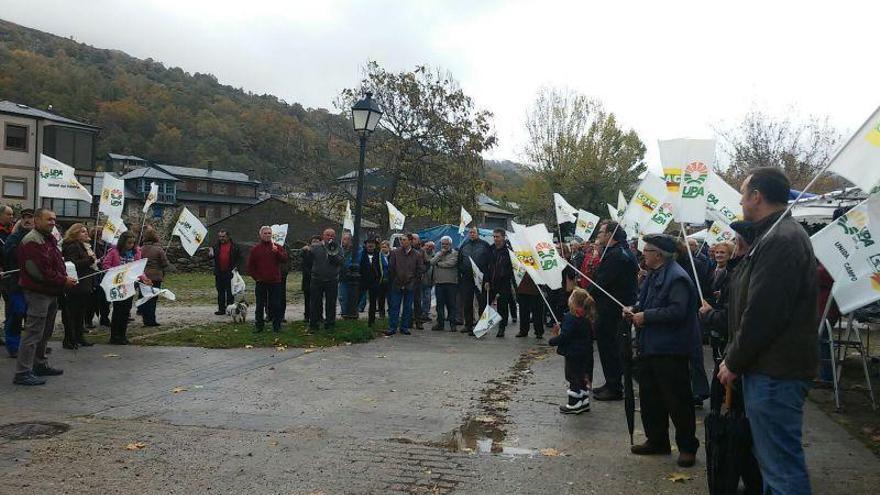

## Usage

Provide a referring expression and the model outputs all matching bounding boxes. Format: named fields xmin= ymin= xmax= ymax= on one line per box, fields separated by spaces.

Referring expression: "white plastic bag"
xmin=231 ymin=269 xmax=246 ymax=295
xmin=64 ymin=261 xmax=78 ymax=283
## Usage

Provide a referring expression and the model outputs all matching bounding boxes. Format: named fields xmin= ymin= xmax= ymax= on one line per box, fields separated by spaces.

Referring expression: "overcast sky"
xmin=2 ymin=0 xmax=878 ymax=173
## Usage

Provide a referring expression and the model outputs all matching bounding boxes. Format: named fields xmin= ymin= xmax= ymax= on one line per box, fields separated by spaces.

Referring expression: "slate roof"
xmin=120 ymin=167 xmax=179 ymax=181
xmin=155 ymin=164 xmax=259 ymax=184
xmin=176 ymin=191 xmax=259 ymax=205
xmin=0 ymin=101 xmax=100 ymax=130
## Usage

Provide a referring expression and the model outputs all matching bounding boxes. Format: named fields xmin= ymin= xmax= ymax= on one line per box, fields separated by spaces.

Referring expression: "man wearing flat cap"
xmin=624 ymin=233 xmax=700 ymax=468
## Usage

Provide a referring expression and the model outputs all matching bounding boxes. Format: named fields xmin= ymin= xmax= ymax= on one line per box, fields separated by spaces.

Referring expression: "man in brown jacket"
xmin=385 ymin=233 xmax=424 ymax=336
xmin=718 ymin=167 xmax=817 ymax=494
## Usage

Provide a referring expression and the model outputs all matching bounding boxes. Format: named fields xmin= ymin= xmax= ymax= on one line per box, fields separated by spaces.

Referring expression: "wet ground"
xmin=1 ymin=326 xmax=879 ymax=494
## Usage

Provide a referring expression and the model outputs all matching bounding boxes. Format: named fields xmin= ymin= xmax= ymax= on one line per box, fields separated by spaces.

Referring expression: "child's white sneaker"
xmin=560 ymin=389 xmax=590 ymax=414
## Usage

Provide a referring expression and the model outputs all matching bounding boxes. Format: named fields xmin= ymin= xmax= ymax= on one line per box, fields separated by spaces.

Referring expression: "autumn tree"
xmin=715 ymin=109 xmax=844 ymax=192
xmin=337 ymin=62 xmax=496 ymax=228
xmin=517 ymin=87 xmax=646 ymax=226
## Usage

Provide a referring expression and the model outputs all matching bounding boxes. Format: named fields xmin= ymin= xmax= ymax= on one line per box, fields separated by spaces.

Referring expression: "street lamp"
xmin=347 ymin=92 xmax=383 ymax=319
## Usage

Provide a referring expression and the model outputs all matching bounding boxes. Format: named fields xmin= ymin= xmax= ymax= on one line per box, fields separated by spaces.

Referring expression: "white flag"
xmin=706 ymin=173 xmax=743 ymax=224
xmin=101 ymin=216 xmax=127 ymax=246
xmin=706 ymin=221 xmax=737 ymax=246
xmin=459 ymin=206 xmax=473 ymax=235
xmin=574 ymin=210 xmax=599 ymax=241
xmin=473 ymin=304 xmax=502 ymax=339
xmin=38 ymin=154 xmax=92 ymax=202
xmin=100 ymin=259 xmax=147 ymax=302
xmin=270 ymin=224 xmax=288 ymax=245
xmin=509 ymin=248 xmax=526 ymax=287
xmin=343 ymin=201 xmax=354 ymax=233
xmin=553 ymin=193 xmax=578 ymax=225
xmin=827 ymin=105 xmax=880 ymax=193
xmin=622 ymin=173 xmax=668 ymax=238
xmin=98 ymin=172 xmax=125 ymax=218
xmin=508 ymin=231 xmax=544 ymax=284
xmin=172 ymin=207 xmax=207 ymax=256
xmin=641 ymin=197 xmax=676 ymax=235
xmin=511 ymin=222 xmax=564 ymax=290
xmin=469 ymin=256 xmax=484 ymax=291
xmin=812 ymin=196 xmax=880 ymax=285
xmin=142 ymin=182 xmax=159 ymax=214
xmin=607 ymin=204 xmax=618 ymax=220
xmin=659 ymin=138 xmax=715 ymax=223
xmin=386 ymin=201 xmax=406 ymax=231
xmin=617 ymin=191 xmax=627 ymax=217
xmin=135 ymin=283 xmax=177 ymax=308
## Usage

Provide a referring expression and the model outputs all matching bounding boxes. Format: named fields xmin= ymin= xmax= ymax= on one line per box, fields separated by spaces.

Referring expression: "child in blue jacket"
xmin=549 ymin=287 xmax=595 ymax=414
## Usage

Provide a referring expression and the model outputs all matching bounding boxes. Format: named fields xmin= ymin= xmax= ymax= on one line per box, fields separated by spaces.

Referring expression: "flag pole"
xmin=535 ymin=283 xmax=559 ymax=325
xmin=565 ymin=260 xmax=627 ymax=310
xmin=681 ymin=222 xmax=706 ymax=303
xmin=135 ymin=210 xmax=148 ymax=247
xmin=92 ymin=211 xmax=101 ymax=251
xmin=599 ymin=223 xmax=622 ymax=263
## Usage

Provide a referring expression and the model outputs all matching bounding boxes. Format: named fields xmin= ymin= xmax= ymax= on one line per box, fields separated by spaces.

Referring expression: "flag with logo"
xmin=511 ymin=222 xmax=564 ymax=290
xmin=574 ymin=209 xmax=599 ymax=241
xmin=508 ymin=248 xmax=527 ymax=287
xmin=507 ymin=231 xmax=543 ymax=284
xmin=706 ymin=221 xmax=736 ymax=246
xmin=172 ymin=207 xmax=207 ymax=256
xmin=706 ymin=173 xmax=743 ymax=223
xmin=641 ymin=198 xmax=675 ymax=235
xmin=135 ymin=284 xmax=177 ymax=308
xmin=343 ymin=201 xmax=354 ymax=233
xmin=271 ymin=224 xmax=288 ymax=245
xmin=469 ymin=256 xmax=484 ymax=291
xmin=101 ymin=216 xmax=127 ymax=246
xmin=38 ymin=154 xmax=92 ymax=202
xmin=617 ymin=190 xmax=627 ymax=218
xmin=826 ymin=105 xmax=880 ymax=194
xmin=386 ymin=201 xmax=406 ymax=231
xmin=473 ymin=304 xmax=502 ymax=339
xmin=459 ymin=206 xmax=473 ymax=235
xmin=142 ymin=182 xmax=159 ymax=214
xmin=100 ymin=259 xmax=147 ymax=302
xmin=98 ymin=173 xmax=125 ymax=218
xmin=553 ymin=193 xmax=578 ymax=224
xmin=659 ymin=138 xmax=715 ymax=223
xmin=811 ymin=196 xmax=880 ymax=313
xmin=622 ymin=173 xmax=668 ymax=237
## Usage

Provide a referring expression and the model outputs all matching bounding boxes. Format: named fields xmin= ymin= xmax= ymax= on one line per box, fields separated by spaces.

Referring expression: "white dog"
xmin=225 ymin=301 xmax=249 ymax=323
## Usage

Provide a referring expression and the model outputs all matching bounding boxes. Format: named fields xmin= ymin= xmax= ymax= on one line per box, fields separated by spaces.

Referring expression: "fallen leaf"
xmin=171 ymin=387 xmax=187 ymax=394
xmin=344 ymin=342 xmax=352 ymax=346
xmin=275 ymin=346 xmax=287 ymax=351
xmin=193 ymin=385 xmax=204 ymax=389
xmin=268 ymin=441 xmax=279 ymax=447
xmin=244 ymin=345 xmax=254 ymax=349
xmin=475 ymin=415 xmax=497 ymax=423
xmin=103 ymin=353 xmax=120 ymax=358
xmin=302 ymin=349 xmax=316 ymax=354
xmin=376 ymin=355 xmax=387 ymax=358
xmin=539 ymin=448 xmax=563 ymax=457
xmin=666 ymin=472 xmax=693 ymax=483
xmin=124 ymin=442 xmax=147 ymax=451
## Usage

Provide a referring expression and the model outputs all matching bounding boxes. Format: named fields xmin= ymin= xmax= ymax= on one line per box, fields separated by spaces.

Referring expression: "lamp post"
xmin=347 ymin=91 xmax=383 ymax=318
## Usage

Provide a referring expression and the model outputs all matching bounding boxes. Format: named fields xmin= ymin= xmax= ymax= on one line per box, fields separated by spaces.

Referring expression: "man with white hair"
xmin=430 ymin=236 xmax=458 ymax=331
xmin=247 ymin=226 xmax=288 ymax=333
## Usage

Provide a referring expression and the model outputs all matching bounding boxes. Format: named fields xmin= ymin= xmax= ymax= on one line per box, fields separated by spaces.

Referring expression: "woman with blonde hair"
xmin=548 ymin=287 xmax=597 ymax=414
xmin=61 ymin=223 xmax=98 ymax=349
xmin=139 ymin=228 xmax=170 ymax=327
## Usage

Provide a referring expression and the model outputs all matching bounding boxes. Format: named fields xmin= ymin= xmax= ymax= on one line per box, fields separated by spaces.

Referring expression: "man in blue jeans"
xmin=719 ymin=167 xmax=818 ymax=495
xmin=385 ymin=233 xmax=423 ymax=336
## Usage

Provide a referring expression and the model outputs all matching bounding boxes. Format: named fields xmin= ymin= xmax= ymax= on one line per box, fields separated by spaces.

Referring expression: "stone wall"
xmin=166 ymin=244 xmax=305 ymax=274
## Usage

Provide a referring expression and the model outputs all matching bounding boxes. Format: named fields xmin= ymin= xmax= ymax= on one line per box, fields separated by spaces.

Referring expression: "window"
xmin=212 ymin=183 xmax=227 ymax=195
xmin=197 ymin=181 xmax=207 ymax=193
xmin=4 ymin=124 xmax=28 ymax=152
xmin=2 ymin=177 xmax=26 ymax=198
xmin=198 ymin=205 xmax=206 ymax=218
xmin=237 ymin=185 xmax=254 ymax=197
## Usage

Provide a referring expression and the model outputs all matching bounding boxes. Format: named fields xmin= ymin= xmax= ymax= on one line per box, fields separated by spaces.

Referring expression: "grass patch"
xmin=135 ymin=318 xmax=385 ymax=349
xmin=161 ymin=271 xmax=303 ymax=306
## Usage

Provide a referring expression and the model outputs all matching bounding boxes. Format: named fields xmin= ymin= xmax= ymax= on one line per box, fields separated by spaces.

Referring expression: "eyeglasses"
xmin=643 ymin=248 xmax=659 ymax=253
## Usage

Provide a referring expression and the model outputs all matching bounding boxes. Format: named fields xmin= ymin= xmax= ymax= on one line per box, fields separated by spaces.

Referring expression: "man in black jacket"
xmin=487 ymin=229 xmax=513 ymax=338
xmin=718 ymin=167 xmax=817 ymax=494
xmin=457 ymin=227 xmax=492 ymax=334
xmin=301 ymin=235 xmax=321 ymax=322
xmin=589 ymin=220 xmax=638 ymax=401
xmin=212 ymin=229 xmax=242 ymax=315
xmin=309 ymin=228 xmax=344 ymax=331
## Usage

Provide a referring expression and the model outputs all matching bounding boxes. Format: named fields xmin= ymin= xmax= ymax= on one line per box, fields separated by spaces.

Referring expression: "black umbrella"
xmin=705 ymin=372 xmax=763 ymax=495
xmin=621 ymin=322 xmax=636 ymax=445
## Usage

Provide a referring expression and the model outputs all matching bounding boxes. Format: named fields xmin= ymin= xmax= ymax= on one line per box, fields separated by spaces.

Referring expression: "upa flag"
xmin=135 ymin=284 xmax=177 ymax=308
xmin=511 ymin=222 xmax=564 ymax=290
xmin=386 ymin=201 xmax=405 ymax=231
xmin=507 ymin=231 xmax=543 ymax=283
xmin=659 ymin=138 xmax=715 ymax=223
xmin=102 ymin=216 xmax=127 ymax=246
xmin=574 ymin=210 xmax=599 ymax=241
xmin=473 ymin=304 xmax=502 ymax=339
xmin=469 ymin=256 xmax=484 ymax=290
xmin=172 ymin=207 xmax=207 ymax=256
xmin=641 ymin=198 xmax=675 ymax=235
xmin=509 ymin=248 xmax=526 ymax=287
xmin=827 ymin=105 xmax=880 ymax=193
xmin=100 ymin=259 xmax=147 ymax=302
xmin=98 ymin=173 xmax=125 ymax=217
xmin=271 ymin=224 xmax=288 ymax=245
xmin=706 ymin=221 xmax=736 ymax=246
xmin=706 ymin=173 xmax=743 ymax=223
xmin=617 ymin=191 xmax=627 ymax=218
xmin=553 ymin=193 xmax=578 ymax=224
xmin=143 ymin=182 xmax=159 ymax=213
xmin=811 ymin=196 xmax=880 ymax=289
xmin=343 ymin=201 xmax=354 ymax=233
xmin=459 ymin=206 xmax=473 ymax=235
xmin=622 ymin=173 xmax=668 ymax=237
xmin=607 ymin=203 xmax=618 ymax=221
xmin=38 ymin=154 xmax=92 ymax=202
